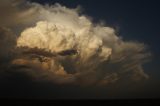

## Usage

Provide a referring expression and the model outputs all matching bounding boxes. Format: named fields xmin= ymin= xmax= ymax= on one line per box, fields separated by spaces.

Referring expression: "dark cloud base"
xmin=0 ymin=70 xmax=160 ymax=99
xmin=0 ymin=60 xmax=159 ymax=99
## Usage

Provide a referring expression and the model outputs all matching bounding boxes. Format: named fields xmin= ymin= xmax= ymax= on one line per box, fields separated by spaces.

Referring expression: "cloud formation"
xmin=0 ymin=0 xmax=151 ymax=86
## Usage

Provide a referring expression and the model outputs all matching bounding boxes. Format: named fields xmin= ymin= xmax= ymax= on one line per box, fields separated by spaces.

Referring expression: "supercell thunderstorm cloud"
xmin=0 ymin=0 xmax=152 ymax=98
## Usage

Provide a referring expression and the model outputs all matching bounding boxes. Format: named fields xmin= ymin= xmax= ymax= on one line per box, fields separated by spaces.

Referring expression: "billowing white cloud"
xmin=15 ymin=3 xmax=151 ymax=85
xmin=0 ymin=0 xmax=151 ymax=86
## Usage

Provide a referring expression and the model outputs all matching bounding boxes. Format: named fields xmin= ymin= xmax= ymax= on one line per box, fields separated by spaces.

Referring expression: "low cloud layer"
xmin=0 ymin=0 xmax=151 ymax=88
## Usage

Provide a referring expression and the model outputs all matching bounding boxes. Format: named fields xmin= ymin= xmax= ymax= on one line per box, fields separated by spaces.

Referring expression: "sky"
xmin=0 ymin=0 xmax=160 ymax=99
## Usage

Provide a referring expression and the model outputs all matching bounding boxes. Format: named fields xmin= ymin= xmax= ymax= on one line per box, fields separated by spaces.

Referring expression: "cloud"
xmin=0 ymin=0 xmax=151 ymax=87
xmin=0 ymin=27 xmax=17 ymax=64
xmin=15 ymin=3 xmax=151 ymax=86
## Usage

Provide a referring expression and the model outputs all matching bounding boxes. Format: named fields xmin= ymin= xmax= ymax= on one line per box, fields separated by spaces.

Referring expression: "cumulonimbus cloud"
xmin=0 ymin=0 xmax=151 ymax=86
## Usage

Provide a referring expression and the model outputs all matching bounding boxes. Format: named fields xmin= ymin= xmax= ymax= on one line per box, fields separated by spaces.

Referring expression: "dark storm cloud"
xmin=0 ymin=27 xmax=17 ymax=68
xmin=0 ymin=0 xmax=41 ymax=35
xmin=0 ymin=0 xmax=153 ymax=99
xmin=0 ymin=0 xmax=26 ymax=26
